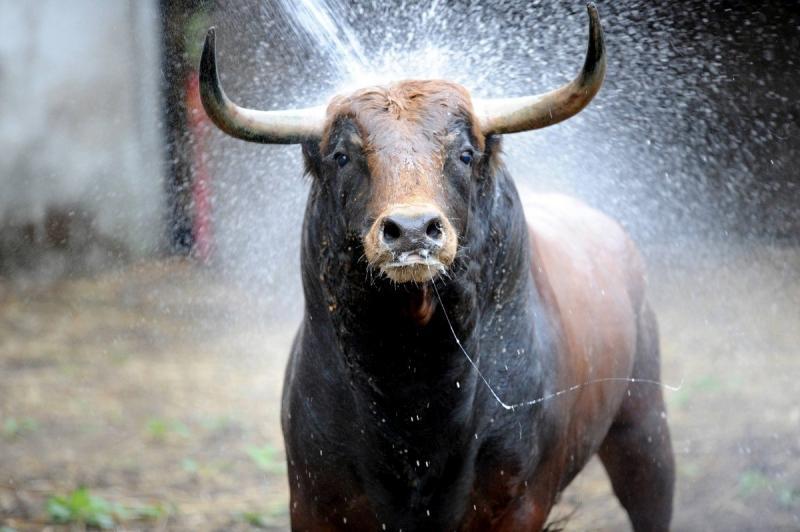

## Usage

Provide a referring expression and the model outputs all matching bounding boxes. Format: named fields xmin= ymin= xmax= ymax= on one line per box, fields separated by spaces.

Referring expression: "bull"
xmin=199 ymin=5 xmax=674 ymax=530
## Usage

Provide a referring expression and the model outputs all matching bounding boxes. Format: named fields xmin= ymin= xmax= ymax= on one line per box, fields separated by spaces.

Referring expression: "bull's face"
xmin=315 ymin=82 xmax=483 ymax=283
xmin=198 ymin=5 xmax=605 ymax=281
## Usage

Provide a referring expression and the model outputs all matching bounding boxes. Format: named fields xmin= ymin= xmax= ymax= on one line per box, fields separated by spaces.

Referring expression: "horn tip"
xmin=584 ymin=2 xmax=605 ymax=66
xmin=201 ymin=27 xmax=217 ymax=75
xmin=586 ymin=3 xmax=600 ymax=24
xmin=199 ymin=25 xmax=222 ymax=121
xmin=204 ymin=26 xmax=216 ymax=47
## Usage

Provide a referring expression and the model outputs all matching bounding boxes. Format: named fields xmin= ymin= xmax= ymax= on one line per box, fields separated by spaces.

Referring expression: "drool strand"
xmin=430 ymin=280 xmax=682 ymax=412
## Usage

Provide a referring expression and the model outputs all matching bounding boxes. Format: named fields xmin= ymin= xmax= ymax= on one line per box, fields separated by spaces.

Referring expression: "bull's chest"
xmin=323 ymin=421 xmax=562 ymax=530
xmin=333 ymin=463 xmax=554 ymax=532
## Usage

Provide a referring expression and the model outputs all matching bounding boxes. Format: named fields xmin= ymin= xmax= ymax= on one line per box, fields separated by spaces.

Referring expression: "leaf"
xmin=45 ymin=497 xmax=73 ymax=523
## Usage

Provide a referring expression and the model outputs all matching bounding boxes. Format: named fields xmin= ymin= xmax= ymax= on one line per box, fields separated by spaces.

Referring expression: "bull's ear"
xmin=302 ymin=140 xmax=323 ymax=178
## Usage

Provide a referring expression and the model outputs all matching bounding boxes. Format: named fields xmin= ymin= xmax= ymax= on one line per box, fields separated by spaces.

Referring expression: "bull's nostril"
xmin=426 ymin=218 xmax=443 ymax=240
xmin=383 ymin=219 xmax=402 ymax=241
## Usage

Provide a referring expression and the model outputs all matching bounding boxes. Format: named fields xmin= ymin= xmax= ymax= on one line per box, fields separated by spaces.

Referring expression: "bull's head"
xmin=199 ymin=5 xmax=605 ymax=284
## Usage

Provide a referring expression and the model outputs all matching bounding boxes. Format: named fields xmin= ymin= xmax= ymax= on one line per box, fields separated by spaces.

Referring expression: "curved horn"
xmin=475 ymin=3 xmax=606 ymax=135
xmin=199 ymin=27 xmax=325 ymax=144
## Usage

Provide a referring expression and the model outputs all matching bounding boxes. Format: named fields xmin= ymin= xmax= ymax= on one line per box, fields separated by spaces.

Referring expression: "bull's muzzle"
xmin=364 ymin=203 xmax=457 ymax=283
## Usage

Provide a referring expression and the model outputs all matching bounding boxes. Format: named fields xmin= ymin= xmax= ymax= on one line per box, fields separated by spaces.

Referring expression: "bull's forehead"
xmin=324 ymin=80 xmax=481 ymax=205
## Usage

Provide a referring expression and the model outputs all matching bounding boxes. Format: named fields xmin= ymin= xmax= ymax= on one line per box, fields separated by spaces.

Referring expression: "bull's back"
xmin=524 ymin=193 xmax=645 ymax=476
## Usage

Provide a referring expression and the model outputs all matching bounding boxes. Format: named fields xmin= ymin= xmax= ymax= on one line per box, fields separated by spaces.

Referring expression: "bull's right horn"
xmin=474 ymin=3 xmax=606 ymax=135
xmin=199 ymin=27 xmax=325 ymax=144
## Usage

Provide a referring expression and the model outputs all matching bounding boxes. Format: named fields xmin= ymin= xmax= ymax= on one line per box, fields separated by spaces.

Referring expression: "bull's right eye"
xmin=334 ymin=152 xmax=350 ymax=168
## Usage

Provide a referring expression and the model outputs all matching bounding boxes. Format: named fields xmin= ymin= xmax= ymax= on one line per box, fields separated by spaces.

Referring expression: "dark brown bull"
xmin=199 ymin=5 xmax=674 ymax=530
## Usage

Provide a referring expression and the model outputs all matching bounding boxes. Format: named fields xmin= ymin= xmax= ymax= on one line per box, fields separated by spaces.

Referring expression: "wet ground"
xmin=1 ymin=242 xmax=798 ymax=530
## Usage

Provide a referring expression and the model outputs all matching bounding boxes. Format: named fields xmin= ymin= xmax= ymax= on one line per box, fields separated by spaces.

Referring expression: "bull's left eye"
xmin=334 ymin=152 xmax=350 ymax=168
xmin=459 ymin=150 xmax=474 ymax=165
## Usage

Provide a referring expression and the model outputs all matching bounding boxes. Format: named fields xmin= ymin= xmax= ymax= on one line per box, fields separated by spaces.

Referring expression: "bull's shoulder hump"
xmin=522 ymin=193 xmax=647 ymax=310
xmin=522 ymin=193 xmax=623 ymax=243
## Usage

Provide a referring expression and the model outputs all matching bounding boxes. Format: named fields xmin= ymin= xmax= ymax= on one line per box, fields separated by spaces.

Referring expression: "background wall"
xmin=0 ymin=0 xmax=163 ymax=277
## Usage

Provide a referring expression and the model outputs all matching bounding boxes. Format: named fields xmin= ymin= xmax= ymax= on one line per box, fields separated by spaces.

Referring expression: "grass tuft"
xmin=145 ymin=417 xmax=191 ymax=443
xmin=246 ymin=444 xmax=286 ymax=474
xmin=2 ymin=417 xmax=38 ymax=440
xmin=45 ymin=487 xmax=166 ymax=529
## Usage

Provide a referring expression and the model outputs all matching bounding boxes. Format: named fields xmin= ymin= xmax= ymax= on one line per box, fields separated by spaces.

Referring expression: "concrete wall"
xmin=0 ymin=0 xmax=163 ymax=274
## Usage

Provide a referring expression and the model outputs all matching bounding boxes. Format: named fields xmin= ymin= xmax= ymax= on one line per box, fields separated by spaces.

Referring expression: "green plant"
xmin=667 ymin=387 xmax=690 ymax=409
xmin=2 ymin=417 xmax=38 ymax=439
xmin=738 ymin=470 xmax=771 ymax=497
xmin=238 ymin=510 xmax=271 ymax=528
xmin=235 ymin=501 xmax=288 ymax=529
xmin=666 ymin=375 xmax=726 ymax=410
xmin=694 ymin=375 xmax=723 ymax=393
xmin=678 ymin=460 xmax=701 ymax=479
xmin=45 ymin=487 xmax=166 ymax=529
xmin=181 ymin=457 xmax=199 ymax=474
xmin=246 ymin=444 xmax=286 ymax=474
xmin=145 ymin=418 xmax=190 ymax=442
xmin=778 ymin=487 xmax=799 ymax=508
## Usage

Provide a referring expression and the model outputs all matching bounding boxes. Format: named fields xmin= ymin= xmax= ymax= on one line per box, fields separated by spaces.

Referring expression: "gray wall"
xmin=0 ymin=0 xmax=164 ymax=274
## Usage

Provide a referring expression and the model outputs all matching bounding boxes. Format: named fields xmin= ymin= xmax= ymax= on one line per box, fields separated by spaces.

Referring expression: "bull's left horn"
xmin=199 ymin=27 xmax=325 ymax=144
xmin=475 ymin=3 xmax=606 ymax=135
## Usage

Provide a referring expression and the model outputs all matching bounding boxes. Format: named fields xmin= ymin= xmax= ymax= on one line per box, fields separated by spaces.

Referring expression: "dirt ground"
xmin=1 ymin=242 xmax=798 ymax=531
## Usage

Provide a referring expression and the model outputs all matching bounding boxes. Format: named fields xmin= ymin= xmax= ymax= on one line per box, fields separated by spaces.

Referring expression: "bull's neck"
xmin=320 ymin=254 xmax=531 ymax=416
xmin=303 ymin=166 xmax=536 ymax=407
xmin=332 ymin=277 xmax=480 ymax=391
